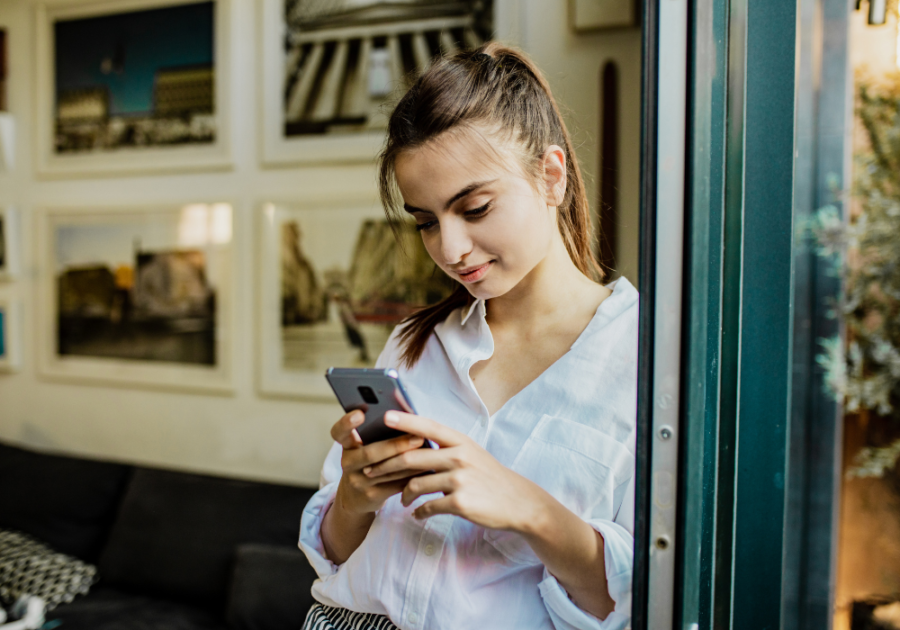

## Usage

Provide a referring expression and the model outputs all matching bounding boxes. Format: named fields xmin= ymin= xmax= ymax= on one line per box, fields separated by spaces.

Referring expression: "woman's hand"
xmin=320 ymin=410 xmax=427 ymax=564
xmin=332 ymin=409 xmax=426 ymax=515
xmin=362 ymin=411 xmax=550 ymax=532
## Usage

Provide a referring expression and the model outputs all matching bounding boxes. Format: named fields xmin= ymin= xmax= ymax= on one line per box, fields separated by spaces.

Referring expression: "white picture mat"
xmin=0 ymin=207 xmax=19 ymax=281
xmin=258 ymin=0 xmax=386 ymax=167
xmin=0 ymin=296 xmax=22 ymax=373
xmin=34 ymin=0 xmax=233 ymax=178
xmin=257 ymin=198 xmax=395 ymax=399
xmin=37 ymin=203 xmax=237 ymax=394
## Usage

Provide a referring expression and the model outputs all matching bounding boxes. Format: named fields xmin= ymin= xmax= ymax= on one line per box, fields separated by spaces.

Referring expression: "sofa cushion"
xmin=45 ymin=586 xmax=227 ymax=630
xmin=98 ymin=468 xmax=316 ymax=609
xmin=0 ymin=442 xmax=131 ymax=563
xmin=225 ymin=543 xmax=317 ymax=630
xmin=0 ymin=529 xmax=97 ymax=610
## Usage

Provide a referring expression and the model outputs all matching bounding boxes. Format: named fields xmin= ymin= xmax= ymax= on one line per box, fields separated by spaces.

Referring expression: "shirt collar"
xmin=460 ymin=298 xmax=485 ymax=327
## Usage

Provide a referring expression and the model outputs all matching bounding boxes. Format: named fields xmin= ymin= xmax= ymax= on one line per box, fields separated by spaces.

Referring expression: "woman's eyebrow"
xmin=403 ymin=180 xmax=497 ymax=215
xmin=444 ymin=180 xmax=496 ymax=209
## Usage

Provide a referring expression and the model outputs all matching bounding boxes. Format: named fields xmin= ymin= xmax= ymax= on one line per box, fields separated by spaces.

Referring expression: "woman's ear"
xmin=541 ymin=145 xmax=567 ymax=206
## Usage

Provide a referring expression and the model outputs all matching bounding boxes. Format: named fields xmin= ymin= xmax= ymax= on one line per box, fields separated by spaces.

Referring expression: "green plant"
xmin=807 ymin=74 xmax=900 ymax=478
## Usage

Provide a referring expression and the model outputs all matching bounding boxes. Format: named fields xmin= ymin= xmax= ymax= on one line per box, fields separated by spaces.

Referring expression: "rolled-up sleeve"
xmin=538 ymin=519 xmax=633 ymax=630
xmin=298 ymin=441 xmax=343 ymax=579
xmin=539 ymin=474 xmax=635 ymax=630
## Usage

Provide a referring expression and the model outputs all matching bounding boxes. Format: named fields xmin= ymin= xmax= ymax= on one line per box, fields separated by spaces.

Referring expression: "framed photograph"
xmin=37 ymin=203 xmax=236 ymax=393
xmin=260 ymin=0 xmax=493 ymax=166
xmin=0 ymin=296 xmax=22 ymax=373
xmin=34 ymin=0 xmax=232 ymax=178
xmin=0 ymin=207 xmax=19 ymax=281
xmin=257 ymin=199 xmax=454 ymax=398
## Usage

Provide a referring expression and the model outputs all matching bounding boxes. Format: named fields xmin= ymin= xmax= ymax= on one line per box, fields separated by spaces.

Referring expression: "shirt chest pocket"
xmin=483 ymin=415 xmax=634 ymax=565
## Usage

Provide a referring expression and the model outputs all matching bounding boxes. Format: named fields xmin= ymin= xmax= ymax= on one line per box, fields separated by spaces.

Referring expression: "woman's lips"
xmin=456 ymin=262 xmax=492 ymax=283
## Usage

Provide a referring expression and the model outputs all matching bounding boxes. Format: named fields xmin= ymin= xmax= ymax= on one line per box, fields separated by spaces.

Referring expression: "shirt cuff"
xmin=537 ymin=519 xmax=633 ymax=630
xmin=298 ymin=480 xmax=340 ymax=579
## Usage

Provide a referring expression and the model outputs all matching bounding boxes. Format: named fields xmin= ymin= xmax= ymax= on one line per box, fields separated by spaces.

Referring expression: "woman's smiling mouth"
xmin=456 ymin=262 xmax=493 ymax=283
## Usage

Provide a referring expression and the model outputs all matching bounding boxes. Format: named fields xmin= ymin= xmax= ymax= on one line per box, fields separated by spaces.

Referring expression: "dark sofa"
xmin=0 ymin=441 xmax=320 ymax=630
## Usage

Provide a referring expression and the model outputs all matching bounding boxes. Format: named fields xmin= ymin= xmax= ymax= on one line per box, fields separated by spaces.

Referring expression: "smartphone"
xmin=325 ymin=367 xmax=436 ymax=448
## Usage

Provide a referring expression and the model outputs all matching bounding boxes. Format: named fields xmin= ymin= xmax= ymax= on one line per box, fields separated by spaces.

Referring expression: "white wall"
xmin=0 ymin=0 xmax=641 ymax=486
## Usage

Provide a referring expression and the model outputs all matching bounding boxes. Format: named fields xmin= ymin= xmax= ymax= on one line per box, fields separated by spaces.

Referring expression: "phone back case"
xmin=325 ymin=368 xmax=418 ymax=444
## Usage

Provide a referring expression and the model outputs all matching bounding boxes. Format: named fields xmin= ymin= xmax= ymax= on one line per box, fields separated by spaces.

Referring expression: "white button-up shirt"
xmin=299 ymin=278 xmax=638 ymax=630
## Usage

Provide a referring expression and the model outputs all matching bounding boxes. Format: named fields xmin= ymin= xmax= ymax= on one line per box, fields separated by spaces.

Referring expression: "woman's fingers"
xmin=401 ymin=471 xmax=455 ymax=507
xmin=364 ymin=446 xmax=450 ymax=478
xmin=331 ymin=410 xmax=365 ymax=449
xmin=343 ymin=433 xmax=424 ymax=472
xmin=384 ymin=411 xmax=465 ymax=447
xmin=369 ymin=468 xmax=423 ymax=484
xmin=363 ymin=434 xmax=424 ymax=466
xmin=411 ymin=495 xmax=460 ymax=520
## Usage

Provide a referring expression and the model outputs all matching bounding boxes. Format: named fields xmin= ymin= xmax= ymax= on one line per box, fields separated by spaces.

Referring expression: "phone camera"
xmin=358 ymin=386 xmax=379 ymax=404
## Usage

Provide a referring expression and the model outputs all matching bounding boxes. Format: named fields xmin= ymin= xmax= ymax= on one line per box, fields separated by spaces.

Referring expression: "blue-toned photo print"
xmin=54 ymin=1 xmax=215 ymax=154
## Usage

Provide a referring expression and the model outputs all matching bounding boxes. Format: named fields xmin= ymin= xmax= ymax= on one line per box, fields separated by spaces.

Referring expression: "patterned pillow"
xmin=0 ymin=529 xmax=97 ymax=610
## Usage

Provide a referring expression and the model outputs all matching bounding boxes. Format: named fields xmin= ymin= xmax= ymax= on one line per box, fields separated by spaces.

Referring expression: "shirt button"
xmin=424 ymin=544 xmax=435 ymax=556
xmin=408 ymin=612 xmax=419 ymax=624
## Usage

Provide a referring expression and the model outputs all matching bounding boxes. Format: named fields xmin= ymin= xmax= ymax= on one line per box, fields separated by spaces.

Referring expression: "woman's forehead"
xmin=395 ymin=130 xmax=522 ymax=200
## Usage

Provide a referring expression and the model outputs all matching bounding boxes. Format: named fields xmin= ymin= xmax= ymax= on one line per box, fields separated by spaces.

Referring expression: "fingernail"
xmin=410 ymin=436 xmax=423 ymax=447
xmin=384 ymin=412 xmax=398 ymax=426
xmin=363 ymin=466 xmax=372 ymax=476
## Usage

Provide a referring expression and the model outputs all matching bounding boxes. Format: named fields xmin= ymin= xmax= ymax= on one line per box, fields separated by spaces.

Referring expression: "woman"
xmin=299 ymin=42 xmax=636 ymax=630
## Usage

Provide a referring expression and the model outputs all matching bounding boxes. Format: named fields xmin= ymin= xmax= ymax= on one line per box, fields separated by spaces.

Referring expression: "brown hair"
xmin=378 ymin=42 xmax=602 ymax=368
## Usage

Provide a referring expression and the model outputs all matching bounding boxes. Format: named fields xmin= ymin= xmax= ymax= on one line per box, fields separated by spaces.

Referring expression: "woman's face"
xmin=394 ymin=131 xmax=564 ymax=301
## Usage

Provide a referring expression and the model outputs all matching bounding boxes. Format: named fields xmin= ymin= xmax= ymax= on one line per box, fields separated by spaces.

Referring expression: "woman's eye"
xmin=415 ymin=220 xmax=438 ymax=232
xmin=464 ymin=202 xmax=492 ymax=218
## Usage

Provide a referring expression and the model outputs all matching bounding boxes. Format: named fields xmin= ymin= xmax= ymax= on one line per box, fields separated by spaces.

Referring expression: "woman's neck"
xmin=485 ymin=234 xmax=609 ymax=332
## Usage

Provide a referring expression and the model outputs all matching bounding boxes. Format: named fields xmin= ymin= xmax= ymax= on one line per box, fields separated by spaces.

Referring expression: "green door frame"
xmin=634 ymin=0 xmax=850 ymax=627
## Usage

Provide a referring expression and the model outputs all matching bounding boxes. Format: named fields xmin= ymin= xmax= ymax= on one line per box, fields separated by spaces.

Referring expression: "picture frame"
xmin=0 ymin=207 xmax=19 ymax=281
xmin=257 ymin=199 xmax=454 ymax=399
xmin=37 ymin=202 xmax=236 ymax=393
xmin=34 ymin=0 xmax=233 ymax=178
xmin=0 ymin=296 xmax=22 ymax=373
xmin=259 ymin=0 xmax=493 ymax=166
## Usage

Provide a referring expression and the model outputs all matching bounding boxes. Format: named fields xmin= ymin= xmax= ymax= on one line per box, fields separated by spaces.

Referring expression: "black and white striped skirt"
xmin=302 ymin=602 xmax=399 ymax=630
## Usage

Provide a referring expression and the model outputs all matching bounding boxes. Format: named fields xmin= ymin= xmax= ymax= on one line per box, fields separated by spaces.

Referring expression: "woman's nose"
xmin=439 ymin=219 xmax=473 ymax=265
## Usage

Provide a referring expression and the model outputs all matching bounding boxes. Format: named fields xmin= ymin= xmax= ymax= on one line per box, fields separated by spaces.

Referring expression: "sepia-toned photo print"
xmin=258 ymin=201 xmax=454 ymax=398
xmin=39 ymin=204 xmax=235 ymax=392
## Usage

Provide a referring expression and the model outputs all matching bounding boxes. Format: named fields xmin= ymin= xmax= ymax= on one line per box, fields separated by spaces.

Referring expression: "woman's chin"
xmin=460 ymin=278 xmax=513 ymax=302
